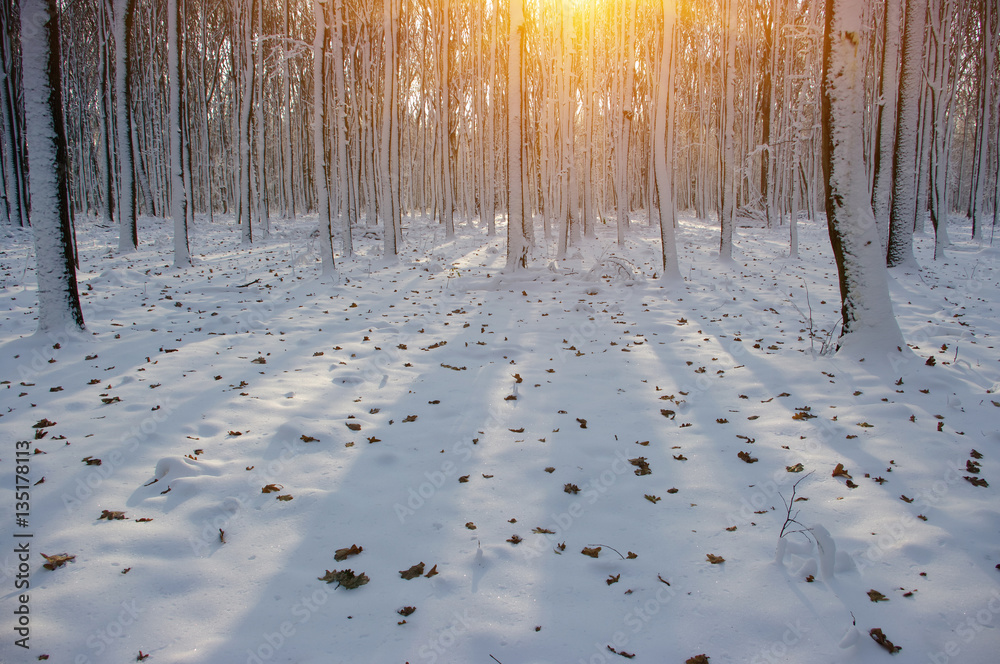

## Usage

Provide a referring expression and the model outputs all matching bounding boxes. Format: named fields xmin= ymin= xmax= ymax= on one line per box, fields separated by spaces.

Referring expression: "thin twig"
xmin=490 ymin=655 xmax=503 ymax=663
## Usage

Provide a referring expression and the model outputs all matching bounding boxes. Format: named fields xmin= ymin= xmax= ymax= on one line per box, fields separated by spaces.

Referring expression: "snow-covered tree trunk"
xmin=21 ymin=0 xmax=85 ymax=333
xmin=331 ymin=0 xmax=352 ymax=257
xmin=871 ymin=0 xmax=902 ymax=253
xmin=380 ymin=0 xmax=399 ymax=257
xmin=313 ymin=0 xmax=335 ymax=274
xmin=114 ymin=0 xmax=137 ymax=253
xmin=440 ymin=0 xmax=454 ymax=238
xmin=281 ymin=0 xmax=295 ymax=219
xmin=718 ymin=0 xmax=737 ymax=263
xmin=926 ymin=0 xmax=957 ymax=260
xmin=654 ymin=0 xmax=681 ymax=283
xmin=254 ymin=0 xmax=269 ymax=239
xmin=0 ymin=3 xmax=29 ymax=227
xmin=886 ymin=0 xmax=927 ymax=269
xmin=506 ymin=0 xmax=527 ymax=270
xmin=821 ymin=0 xmax=905 ymax=355
xmin=556 ymin=0 xmax=573 ymax=257
xmin=168 ymin=0 xmax=189 ymax=266
xmin=969 ymin=0 xmax=996 ymax=239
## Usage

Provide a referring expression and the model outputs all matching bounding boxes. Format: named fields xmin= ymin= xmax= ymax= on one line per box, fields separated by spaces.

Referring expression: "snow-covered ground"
xmin=1 ymin=212 xmax=998 ymax=664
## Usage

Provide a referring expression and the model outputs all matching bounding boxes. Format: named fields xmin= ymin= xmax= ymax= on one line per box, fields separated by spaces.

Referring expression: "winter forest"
xmin=2 ymin=0 xmax=1000 ymax=662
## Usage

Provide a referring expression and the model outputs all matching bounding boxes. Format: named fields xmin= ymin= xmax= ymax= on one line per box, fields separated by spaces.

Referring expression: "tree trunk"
xmin=655 ymin=0 xmax=681 ymax=283
xmin=506 ymin=0 xmax=527 ymax=270
xmin=822 ymin=0 xmax=905 ymax=355
xmin=21 ymin=0 xmax=85 ymax=333
xmin=886 ymin=0 xmax=927 ymax=268
xmin=313 ymin=0 xmax=335 ymax=274
xmin=114 ymin=0 xmax=137 ymax=252
xmin=168 ymin=0 xmax=189 ymax=266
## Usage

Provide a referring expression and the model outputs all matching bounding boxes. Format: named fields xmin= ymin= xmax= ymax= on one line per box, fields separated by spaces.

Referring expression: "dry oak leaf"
xmin=607 ymin=573 xmax=621 ymax=586
xmin=424 ymin=564 xmax=438 ymax=578
xmin=334 ymin=544 xmax=363 ymax=562
xmin=706 ymin=554 xmax=725 ymax=564
xmin=398 ymin=606 xmax=416 ymax=617
xmin=99 ymin=510 xmax=126 ymax=521
xmin=318 ymin=569 xmax=369 ymax=589
xmin=630 ymin=457 xmax=652 ymax=475
xmin=786 ymin=463 xmax=805 ymax=473
xmin=564 ymin=483 xmax=581 ymax=494
xmin=832 ymin=463 xmax=852 ymax=479
xmin=403 ymin=415 xmax=418 ymax=423
xmin=41 ymin=553 xmax=75 ymax=570
xmin=868 ymin=589 xmax=889 ymax=602
xmin=686 ymin=656 xmax=710 ymax=664
xmin=965 ymin=476 xmax=989 ymax=488
xmin=33 ymin=418 xmax=57 ymax=428
xmin=645 ymin=494 xmax=661 ymax=504
xmin=869 ymin=628 xmax=902 ymax=654
xmin=82 ymin=456 xmax=102 ymax=466
xmin=737 ymin=451 xmax=758 ymax=464
xmin=261 ymin=484 xmax=283 ymax=493
xmin=346 ymin=422 xmax=362 ymax=431
xmin=276 ymin=494 xmax=294 ymax=501
xmin=400 ymin=562 xmax=426 ymax=580
xmin=533 ymin=527 xmax=556 ymax=534
xmin=507 ymin=534 xmax=523 ymax=544
xmin=581 ymin=546 xmax=601 ymax=558
xmin=300 ymin=434 xmax=319 ymax=442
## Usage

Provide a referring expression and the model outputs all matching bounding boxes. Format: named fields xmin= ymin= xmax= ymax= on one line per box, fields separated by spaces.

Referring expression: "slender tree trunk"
xmin=871 ymin=0 xmax=902 ymax=254
xmin=114 ymin=0 xmax=137 ymax=252
xmin=719 ymin=0 xmax=737 ymax=262
xmin=168 ymin=0 xmax=189 ymax=266
xmin=21 ymin=0 xmax=85 ymax=333
xmin=506 ymin=0 xmax=527 ymax=269
xmin=380 ymin=0 xmax=399 ymax=257
xmin=886 ymin=0 xmax=927 ymax=268
xmin=313 ymin=0 xmax=335 ymax=274
xmin=331 ymin=0 xmax=353 ymax=257
xmin=655 ymin=0 xmax=681 ymax=282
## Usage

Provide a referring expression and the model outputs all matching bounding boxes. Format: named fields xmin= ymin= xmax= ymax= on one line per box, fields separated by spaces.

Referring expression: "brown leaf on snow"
xmin=41 ymin=553 xmax=76 ymax=570
xmin=300 ymin=434 xmax=320 ymax=442
xmin=737 ymin=451 xmax=758 ymax=464
xmin=346 ymin=422 xmax=362 ymax=431
xmin=318 ymin=569 xmax=369 ymax=589
xmin=832 ymin=463 xmax=852 ymax=479
xmin=867 ymin=589 xmax=889 ymax=602
xmin=965 ymin=476 xmax=989 ymax=487
xmin=424 ymin=564 xmax=438 ymax=578
xmin=82 ymin=456 xmax=102 ymax=466
xmin=606 ymin=573 xmax=621 ymax=586
xmin=685 ymin=656 xmax=710 ymax=664
xmin=645 ymin=494 xmax=661 ymax=503
xmin=564 ymin=483 xmax=581 ymax=494
xmin=33 ymin=418 xmax=57 ymax=428
xmin=507 ymin=534 xmax=523 ymax=544
xmin=786 ymin=463 xmax=805 ymax=473
xmin=402 ymin=415 xmax=418 ymax=423
xmin=869 ymin=628 xmax=902 ymax=654
xmin=630 ymin=457 xmax=652 ymax=475
xmin=398 ymin=606 xmax=416 ymax=617
xmin=276 ymin=494 xmax=294 ymax=501
xmin=261 ymin=484 xmax=283 ymax=493
xmin=581 ymin=546 xmax=601 ymax=558
xmin=99 ymin=510 xmax=126 ymax=521
xmin=400 ymin=562 xmax=426 ymax=579
xmin=533 ymin=527 xmax=556 ymax=534
xmin=334 ymin=545 xmax=364 ymax=562
xmin=706 ymin=554 xmax=725 ymax=564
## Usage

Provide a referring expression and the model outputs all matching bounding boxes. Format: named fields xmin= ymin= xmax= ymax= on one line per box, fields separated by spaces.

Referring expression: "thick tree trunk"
xmin=21 ymin=0 xmax=85 ymax=333
xmin=655 ymin=0 xmax=681 ymax=283
xmin=822 ymin=0 xmax=905 ymax=356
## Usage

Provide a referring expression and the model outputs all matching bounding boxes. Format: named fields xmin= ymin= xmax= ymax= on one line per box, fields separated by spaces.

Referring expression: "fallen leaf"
xmin=581 ymin=546 xmax=601 ymax=558
xmin=261 ymin=484 xmax=283 ymax=493
xmin=400 ymin=562 xmax=426 ymax=579
xmin=685 ymin=655 xmax=710 ymax=664
xmin=868 ymin=589 xmax=889 ymax=602
xmin=869 ymin=628 xmax=901 ymax=654
xmin=737 ymin=451 xmax=758 ymax=464
xmin=645 ymin=494 xmax=661 ymax=504
xmin=98 ymin=510 xmax=126 ymax=521
xmin=533 ymin=527 xmax=555 ymax=534
xmin=41 ymin=553 xmax=76 ymax=570
xmin=334 ymin=545 xmax=364 ymax=562
xmin=786 ymin=463 xmax=804 ymax=473
xmin=832 ymin=463 xmax=852 ymax=478
xmin=300 ymin=434 xmax=319 ymax=442
xmin=507 ymin=534 xmax=523 ymax=544
xmin=276 ymin=494 xmax=294 ymax=501
xmin=706 ymin=554 xmax=725 ymax=564
xmin=607 ymin=573 xmax=621 ymax=585
xmin=398 ymin=606 xmax=416 ymax=617
xmin=564 ymin=483 xmax=580 ymax=494
xmin=82 ymin=456 xmax=102 ymax=466
xmin=346 ymin=422 xmax=361 ymax=431
xmin=630 ymin=457 xmax=651 ymax=475
xmin=318 ymin=569 xmax=369 ymax=589
xmin=425 ymin=564 xmax=438 ymax=578
xmin=965 ymin=476 xmax=989 ymax=487
xmin=458 ymin=475 xmax=470 ymax=483
xmin=403 ymin=415 xmax=418 ymax=423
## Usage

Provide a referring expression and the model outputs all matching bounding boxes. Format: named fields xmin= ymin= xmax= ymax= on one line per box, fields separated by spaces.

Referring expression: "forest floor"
xmin=1 ymin=211 xmax=999 ymax=664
